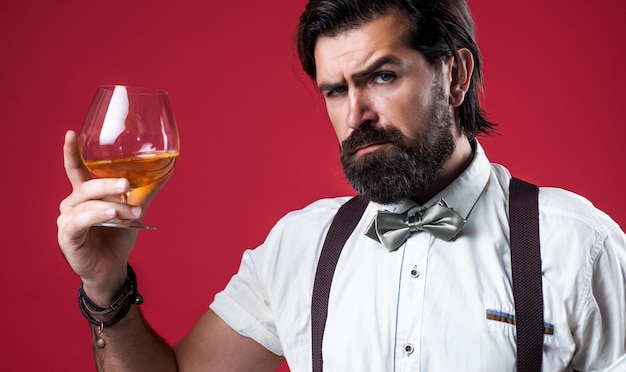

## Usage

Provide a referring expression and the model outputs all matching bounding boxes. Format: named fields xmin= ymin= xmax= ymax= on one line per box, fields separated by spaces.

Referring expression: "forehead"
xmin=313 ymin=13 xmax=414 ymax=83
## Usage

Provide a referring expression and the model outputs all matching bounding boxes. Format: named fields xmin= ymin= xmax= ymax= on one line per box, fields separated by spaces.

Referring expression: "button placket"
xmin=395 ymin=234 xmax=429 ymax=370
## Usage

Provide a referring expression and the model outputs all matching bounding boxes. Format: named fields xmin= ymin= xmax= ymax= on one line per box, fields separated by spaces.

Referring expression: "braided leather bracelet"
xmin=78 ymin=264 xmax=144 ymax=348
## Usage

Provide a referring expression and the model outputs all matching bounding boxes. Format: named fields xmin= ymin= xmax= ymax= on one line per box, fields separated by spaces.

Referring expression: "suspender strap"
xmin=311 ymin=196 xmax=369 ymax=372
xmin=509 ymin=177 xmax=544 ymax=372
xmin=311 ymin=178 xmax=543 ymax=371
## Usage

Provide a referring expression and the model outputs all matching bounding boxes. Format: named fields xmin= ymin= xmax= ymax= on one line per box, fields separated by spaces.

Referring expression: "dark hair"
xmin=296 ymin=0 xmax=496 ymax=139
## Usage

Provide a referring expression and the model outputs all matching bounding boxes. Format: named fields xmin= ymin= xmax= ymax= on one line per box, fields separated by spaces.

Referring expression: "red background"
xmin=1 ymin=0 xmax=624 ymax=370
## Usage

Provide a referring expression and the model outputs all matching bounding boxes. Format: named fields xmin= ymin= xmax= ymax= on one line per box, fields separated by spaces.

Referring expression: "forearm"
xmin=90 ymin=306 xmax=177 ymax=371
xmin=80 ymin=265 xmax=177 ymax=371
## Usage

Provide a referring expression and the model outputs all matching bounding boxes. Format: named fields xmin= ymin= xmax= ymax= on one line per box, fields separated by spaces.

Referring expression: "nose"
xmin=346 ymin=88 xmax=378 ymax=130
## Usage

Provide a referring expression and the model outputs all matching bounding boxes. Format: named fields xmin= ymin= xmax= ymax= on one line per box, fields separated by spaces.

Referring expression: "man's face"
xmin=314 ymin=13 xmax=457 ymax=204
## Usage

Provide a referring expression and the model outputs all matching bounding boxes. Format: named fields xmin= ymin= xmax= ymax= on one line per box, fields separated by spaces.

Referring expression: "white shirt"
xmin=210 ymin=143 xmax=626 ymax=371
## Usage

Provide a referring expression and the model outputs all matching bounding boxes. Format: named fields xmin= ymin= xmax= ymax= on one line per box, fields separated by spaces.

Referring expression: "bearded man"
xmin=57 ymin=0 xmax=626 ymax=370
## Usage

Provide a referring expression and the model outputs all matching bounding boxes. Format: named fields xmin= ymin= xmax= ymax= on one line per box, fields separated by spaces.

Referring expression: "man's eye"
xmin=327 ymin=86 xmax=347 ymax=97
xmin=373 ymin=72 xmax=394 ymax=83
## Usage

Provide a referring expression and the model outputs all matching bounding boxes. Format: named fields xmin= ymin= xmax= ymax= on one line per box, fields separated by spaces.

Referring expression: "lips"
xmin=353 ymin=141 xmax=389 ymax=156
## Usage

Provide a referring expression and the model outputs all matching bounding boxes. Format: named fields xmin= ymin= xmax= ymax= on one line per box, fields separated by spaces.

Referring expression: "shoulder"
xmin=486 ymin=162 xmax=621 ymax=237
xmin=256 ymin=196 xmax=357 ymax=252
xmin=534 ymin=186 xmax=625 ymax=281
xmin=538 ymin=187 xmax=622 ymax=238
xmin=273 ymin=196 xmax=354 ymax=229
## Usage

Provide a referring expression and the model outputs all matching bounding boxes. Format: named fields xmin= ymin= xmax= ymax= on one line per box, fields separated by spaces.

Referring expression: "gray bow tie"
xmin=364 ymin=199 xmax=466 ymax=251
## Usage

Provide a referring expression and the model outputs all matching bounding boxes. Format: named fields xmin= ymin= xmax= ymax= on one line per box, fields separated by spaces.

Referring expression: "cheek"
xmin=326 ymin=106 xmax=350 ymax=142
xmin=376 ymin=94 xmax=424 ymax=136
xmin=331 ymin=121 xmax=350 ymax=143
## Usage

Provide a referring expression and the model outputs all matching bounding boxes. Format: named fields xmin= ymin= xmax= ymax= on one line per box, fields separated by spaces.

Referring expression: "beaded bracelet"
xmin=78 ymin=264 xmax=144 ymax=348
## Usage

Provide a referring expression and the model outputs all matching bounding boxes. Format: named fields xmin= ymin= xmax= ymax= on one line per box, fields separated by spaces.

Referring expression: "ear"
xmin=445 ymin=48 xmax=474 ymax=108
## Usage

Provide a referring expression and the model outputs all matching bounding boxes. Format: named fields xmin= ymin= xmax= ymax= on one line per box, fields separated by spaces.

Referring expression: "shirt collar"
xmin=370 ymin=140 xmax=491 ymax=220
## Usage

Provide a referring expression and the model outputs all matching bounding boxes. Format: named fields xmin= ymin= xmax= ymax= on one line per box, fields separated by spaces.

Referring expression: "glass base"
xmin=94 ymin=219 xmax=157 ymax=230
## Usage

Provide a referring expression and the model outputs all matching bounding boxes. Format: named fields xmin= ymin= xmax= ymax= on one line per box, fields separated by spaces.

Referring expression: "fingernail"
xmin=105 ymin=208 xmax=116 ymax=217
xmin=131 ymin=207 xmax=142 ymax=218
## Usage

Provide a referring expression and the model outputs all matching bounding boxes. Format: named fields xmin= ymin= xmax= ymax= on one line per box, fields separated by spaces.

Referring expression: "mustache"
xmin=340 ymin=125 xmax=404 ymax=156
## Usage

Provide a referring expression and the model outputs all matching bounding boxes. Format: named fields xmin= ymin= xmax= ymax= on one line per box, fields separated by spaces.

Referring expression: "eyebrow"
xmin=317 ymin=55 xmax=403 ymax=93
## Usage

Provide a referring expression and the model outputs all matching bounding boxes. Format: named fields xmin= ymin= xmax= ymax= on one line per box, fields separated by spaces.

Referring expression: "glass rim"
xmin=97 ymin=85 xmax=169 ymax=95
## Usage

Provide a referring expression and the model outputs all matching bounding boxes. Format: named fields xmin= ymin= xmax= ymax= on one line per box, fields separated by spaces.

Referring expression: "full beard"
xmin=340 ymin=85 xmax=456 ymax=204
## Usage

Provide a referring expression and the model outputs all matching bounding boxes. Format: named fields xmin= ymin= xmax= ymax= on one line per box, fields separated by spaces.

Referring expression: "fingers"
xmin=63 ymin=177 xmax=130 ymax=207
xmin=58 ymin=196 xmax=143 ymax=257
xmin=60 ymin=198 xmax=143 ymax=230
xmin=59 ymin=177 xmax=143 ymax=235
xmin=63 ymin=130 xmax=92 ymax=189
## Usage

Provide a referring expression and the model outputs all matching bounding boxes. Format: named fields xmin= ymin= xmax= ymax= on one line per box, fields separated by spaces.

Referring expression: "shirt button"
xmin=410 ymin=266 xmax=420 ymax=278
xmin=404 ymin=343 xmax=414 ymax=355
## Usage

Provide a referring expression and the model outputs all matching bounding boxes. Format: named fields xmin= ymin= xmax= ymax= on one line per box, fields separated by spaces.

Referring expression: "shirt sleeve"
xmin=572 ymin=221 xmax=626 ymax=370
xmin=210 ymin=242 xmax=284 ymax=356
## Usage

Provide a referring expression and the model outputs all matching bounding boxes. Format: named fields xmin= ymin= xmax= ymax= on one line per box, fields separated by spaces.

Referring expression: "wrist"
xmin=78 ymin=264 xmax=144 ymax=329
xmin=80 ymin=266 xmax=128 ymax=306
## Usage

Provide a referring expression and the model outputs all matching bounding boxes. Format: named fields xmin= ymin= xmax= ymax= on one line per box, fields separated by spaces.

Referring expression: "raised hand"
xmin=57 ymin=130 xmax=167 ymax=304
